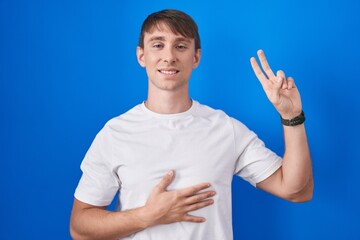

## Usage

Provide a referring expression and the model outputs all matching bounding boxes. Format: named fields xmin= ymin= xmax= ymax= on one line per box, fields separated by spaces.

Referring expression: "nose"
xmin=162 ymin=47 xmax=177 ymax=63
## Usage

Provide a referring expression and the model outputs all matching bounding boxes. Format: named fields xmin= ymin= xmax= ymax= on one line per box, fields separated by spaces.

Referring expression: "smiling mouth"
xmin=158 ymin=70 xmax=179 ymax=75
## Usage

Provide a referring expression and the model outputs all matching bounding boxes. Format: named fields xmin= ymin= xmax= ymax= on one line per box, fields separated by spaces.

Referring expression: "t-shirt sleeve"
xmin=231 ymin=118 xmax=282 ymax=187
xmin=74 ymin=125 xmax=120 ymax=206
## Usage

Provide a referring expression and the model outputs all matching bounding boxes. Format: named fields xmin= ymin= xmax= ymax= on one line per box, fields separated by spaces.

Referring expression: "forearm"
xmin=70 ymin=172 xmax=215 ymax=239
xmin=281 ymin=124 xmax=313 ymax=198
xmin=70 ymin=200 xmax=148 ymax=240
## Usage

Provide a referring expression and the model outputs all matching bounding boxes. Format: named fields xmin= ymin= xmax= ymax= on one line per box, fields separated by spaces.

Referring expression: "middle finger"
xmin=258 ymin=49 xmax=276 ymax=79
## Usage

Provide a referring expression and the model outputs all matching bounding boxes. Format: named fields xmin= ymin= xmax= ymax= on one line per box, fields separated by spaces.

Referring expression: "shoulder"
xmin=104 ymin=103 xmax=147 ymax=132
xmin=194 ymin=101 xmax=230 ymax=120
xmin=195 ymin=101 xmax=249 ymax=128
xmin=195 ymin=101 xmax=258 ymax=144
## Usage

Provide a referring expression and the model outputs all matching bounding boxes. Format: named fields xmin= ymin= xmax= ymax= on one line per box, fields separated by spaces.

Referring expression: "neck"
xmin=145 ymin=88 xmax=192 ymax=114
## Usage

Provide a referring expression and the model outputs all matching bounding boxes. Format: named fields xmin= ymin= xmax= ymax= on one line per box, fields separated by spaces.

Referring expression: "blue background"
xmin=1 ymin=0 xmax=359 ymax=239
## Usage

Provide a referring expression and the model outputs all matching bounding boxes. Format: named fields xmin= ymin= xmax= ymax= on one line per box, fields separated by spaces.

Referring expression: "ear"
xmin=136 ymin=46 xmax=146 ymax=67
xmin=192 ymin=49 xmax=201 ymax=69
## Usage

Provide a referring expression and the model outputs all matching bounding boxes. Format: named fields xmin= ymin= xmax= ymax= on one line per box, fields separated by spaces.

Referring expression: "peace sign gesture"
xmin=250 ymin=50 xmax=302 ymax=119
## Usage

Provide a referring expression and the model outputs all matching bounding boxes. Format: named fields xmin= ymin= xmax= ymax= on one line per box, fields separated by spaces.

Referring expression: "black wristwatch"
xmin=281 ymin=111 xmax=305 ymax=126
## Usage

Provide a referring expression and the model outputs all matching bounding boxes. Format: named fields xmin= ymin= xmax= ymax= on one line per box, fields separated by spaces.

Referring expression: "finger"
xmin=184 ymin=191 xmax=216 ymax=205
xmin=154 ymin=170 xmax=175 ymax=193
xmin=287 ymin=77 xmax=295 ymax=89
xmin=182 ymin=214 xmax=206 ymax=223
xmin=276 ymin=70 xmax=287 ymax=89
xmin=250 ymin=57 xmax=268 ymax=87
xmin=184 ymin=199 xmax=214 ymax=212
xmin=257 ymin=49 xmax=276 ymax=79
xmin=177 ymin=183 xmax=212 ymax=197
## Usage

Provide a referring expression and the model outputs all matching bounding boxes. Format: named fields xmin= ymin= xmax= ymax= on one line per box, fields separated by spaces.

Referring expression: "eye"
xmin=153 ymin=43 xmax=163 ymax=49
xmin=176 ymin=45 xmax=187 ymax=50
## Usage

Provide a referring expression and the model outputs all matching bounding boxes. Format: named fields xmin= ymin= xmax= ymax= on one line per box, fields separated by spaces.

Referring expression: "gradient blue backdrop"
xmin=1 ymin=0 xmax=360 ymax=239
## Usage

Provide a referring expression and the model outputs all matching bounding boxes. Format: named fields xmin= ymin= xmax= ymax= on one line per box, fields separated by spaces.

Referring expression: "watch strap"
xmin=281 ymin=111 xmax=305 ymax=126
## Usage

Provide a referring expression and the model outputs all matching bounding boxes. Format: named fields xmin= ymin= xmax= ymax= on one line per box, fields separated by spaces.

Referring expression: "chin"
xmin=151 ymin=80 xmax=189 ymax=92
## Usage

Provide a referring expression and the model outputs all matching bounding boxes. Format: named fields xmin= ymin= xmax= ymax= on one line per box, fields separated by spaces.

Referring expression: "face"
xmin=136 ymin=23 xmax=201 ymax=93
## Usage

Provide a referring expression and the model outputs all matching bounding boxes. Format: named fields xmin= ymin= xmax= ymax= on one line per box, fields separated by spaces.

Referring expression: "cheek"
xmin=143 ymin=51 xmax=158 ymax=63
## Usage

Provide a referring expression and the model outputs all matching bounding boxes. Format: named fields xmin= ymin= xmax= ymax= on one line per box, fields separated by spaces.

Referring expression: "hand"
xmin=250 ymin=49 xmax=302 ymax=119
xmin=140 ymin=170 xmax=215 ymax=227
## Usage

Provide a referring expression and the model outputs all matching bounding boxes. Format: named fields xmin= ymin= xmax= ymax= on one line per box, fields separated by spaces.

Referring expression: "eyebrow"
xmin=147 ymin=36 xmax=191 ymax=44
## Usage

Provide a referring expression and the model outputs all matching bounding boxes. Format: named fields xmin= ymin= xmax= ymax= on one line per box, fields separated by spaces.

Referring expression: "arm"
xmin=249 ymin=50 xmax=313 ymax=202
xmin=256 ymin=124 xmax=313 ymax=202
xmin=70 ymin=199 xmax=145 ymax=240
xmin=70 ymin=170 xmax=215 ymax=240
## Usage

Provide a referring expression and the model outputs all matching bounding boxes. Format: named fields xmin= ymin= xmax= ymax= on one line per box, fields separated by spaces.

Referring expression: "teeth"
xmin=160 ymin=70 xmax=177 ymax=74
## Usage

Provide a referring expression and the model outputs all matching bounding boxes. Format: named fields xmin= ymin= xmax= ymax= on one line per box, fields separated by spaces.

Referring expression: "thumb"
xmin=155 ymin=170 xmax=175 ymax=193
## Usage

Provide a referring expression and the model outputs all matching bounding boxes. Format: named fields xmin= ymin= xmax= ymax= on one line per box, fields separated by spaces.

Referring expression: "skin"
xmin=70 ymin=23 xmax=313 ymax=240
xmin=70 ymin=171 xmax=215 ymax=240
xmin=250 ymin=50 xmax=313 ymax=201
xmin=136 ymin=22 xmax=201 ymax=114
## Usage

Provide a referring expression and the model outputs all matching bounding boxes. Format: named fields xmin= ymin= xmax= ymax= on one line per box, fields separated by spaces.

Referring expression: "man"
xmin=70 ymin=9 xmax=313 ymax=240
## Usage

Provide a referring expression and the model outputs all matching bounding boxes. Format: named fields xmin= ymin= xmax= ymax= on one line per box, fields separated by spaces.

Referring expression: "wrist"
xmin=137 ymin=206 xmax=156 ymax=229
xmin=281 ymin=111 xmax=305 ymax=126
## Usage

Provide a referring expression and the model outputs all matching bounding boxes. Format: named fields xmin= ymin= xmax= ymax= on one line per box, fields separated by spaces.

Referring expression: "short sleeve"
xmin=74 ymin=126 xmax=120 ymax=206
xmin=231 ymin=118 xmax=282 ymax=187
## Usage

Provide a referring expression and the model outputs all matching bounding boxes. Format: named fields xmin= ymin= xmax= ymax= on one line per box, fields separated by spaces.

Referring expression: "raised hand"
xmin=250 ymin=50 xmax=302 ymax=119
xmin=141 ymin=170 xmax=215 ymax=227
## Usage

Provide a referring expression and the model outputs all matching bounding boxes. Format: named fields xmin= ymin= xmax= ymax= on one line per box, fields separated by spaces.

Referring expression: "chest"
xmin=112 ymin=124 xmax=236 ymax=194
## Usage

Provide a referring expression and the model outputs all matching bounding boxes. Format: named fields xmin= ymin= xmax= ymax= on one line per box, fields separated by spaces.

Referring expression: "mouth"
xmin=158 ymin=69 xmax=179 ymax=75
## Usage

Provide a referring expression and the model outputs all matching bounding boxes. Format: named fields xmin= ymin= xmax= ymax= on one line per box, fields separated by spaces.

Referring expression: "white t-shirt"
xmin=75 ymin=100 xmax=282 ymax=240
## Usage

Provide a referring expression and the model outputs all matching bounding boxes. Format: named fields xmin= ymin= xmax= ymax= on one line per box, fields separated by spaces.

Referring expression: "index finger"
xmin=250 ymin=56 xmax=268 ymax=87
xmin=177 ymin=183 xmax=212 ymax=197
xmin=257 ymin=49 xmax=276 ymax=79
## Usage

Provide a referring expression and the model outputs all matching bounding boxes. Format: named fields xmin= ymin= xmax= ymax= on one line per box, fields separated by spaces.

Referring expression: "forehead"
xmin=144 ymin=22 xmax=193 ymax=42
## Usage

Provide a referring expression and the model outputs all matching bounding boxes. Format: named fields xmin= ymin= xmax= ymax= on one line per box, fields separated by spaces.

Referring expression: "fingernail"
xmin=167 ymin=170 xmax=173 ymax=176
xmin=276 ymin=76 xmax=282 ymax=82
